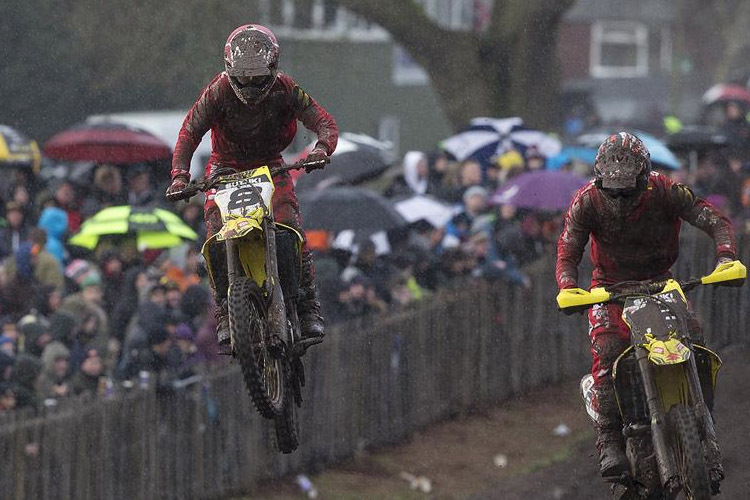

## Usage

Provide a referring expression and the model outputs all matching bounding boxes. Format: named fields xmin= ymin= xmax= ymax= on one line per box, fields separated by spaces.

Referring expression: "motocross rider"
xmin=555 ymin=132 xmax=736 ymax=479
xmin=166 ymin=24 xmax=338 ymax=354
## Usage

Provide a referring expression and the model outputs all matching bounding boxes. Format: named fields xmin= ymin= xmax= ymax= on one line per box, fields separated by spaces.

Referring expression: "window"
xmin=590 ymin=21 xmax=648 ymax=78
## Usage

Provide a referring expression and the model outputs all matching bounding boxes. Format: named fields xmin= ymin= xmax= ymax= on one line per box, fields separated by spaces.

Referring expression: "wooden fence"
xmin=0 ymin=230 xmax=747 ymax=500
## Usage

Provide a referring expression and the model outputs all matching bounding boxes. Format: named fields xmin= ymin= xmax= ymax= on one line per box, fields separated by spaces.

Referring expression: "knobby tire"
xmin=273 ymin=301 xmax=301 ymax=454
xmin=668 ymin=404 xmax=711 ymax=500
xmin=230 ymin=277 xmax=284 ymax=418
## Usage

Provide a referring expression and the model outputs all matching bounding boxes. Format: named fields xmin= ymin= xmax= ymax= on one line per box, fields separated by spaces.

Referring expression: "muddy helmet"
xmin=224 ymin=24 xmax=280 ymax=105
xmin=594 ymin=132 xmax=651 ymax=191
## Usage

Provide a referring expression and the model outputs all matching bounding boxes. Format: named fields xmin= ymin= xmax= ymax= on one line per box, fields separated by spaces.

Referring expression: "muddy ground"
xmin=247 ymin=344 xmax=750 ymax=499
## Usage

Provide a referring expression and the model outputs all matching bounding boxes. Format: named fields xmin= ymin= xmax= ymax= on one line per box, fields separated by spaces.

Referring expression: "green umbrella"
xmin=69 ymin=206 xmax=198 ymax=250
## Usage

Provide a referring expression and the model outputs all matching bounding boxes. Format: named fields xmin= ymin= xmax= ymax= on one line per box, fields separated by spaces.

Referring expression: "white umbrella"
xmin=393 ymin=195 xmax=457 ymax=228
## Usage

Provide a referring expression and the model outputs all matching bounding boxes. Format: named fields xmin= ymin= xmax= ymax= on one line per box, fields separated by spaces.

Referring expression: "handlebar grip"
xmin=167 ymin=185 xmax=199 ymax=202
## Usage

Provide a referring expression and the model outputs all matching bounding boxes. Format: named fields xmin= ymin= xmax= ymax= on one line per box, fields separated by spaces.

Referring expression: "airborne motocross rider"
xmin=166 ymin=24 xmax=338 ymax=354
xmin=555 ymin=133 xmax=736 ymax=480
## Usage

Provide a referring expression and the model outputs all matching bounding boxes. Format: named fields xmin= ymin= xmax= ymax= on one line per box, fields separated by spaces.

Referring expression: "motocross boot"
xmin=596 ymin=427 xmax=628 ymax=479
xmin=207 ymin=242 xmax=232 ymax=355
xmin=595 ymin=386 xmax=629 ymax=479
xmin=296 ymin=250 xmax=324 ymax=353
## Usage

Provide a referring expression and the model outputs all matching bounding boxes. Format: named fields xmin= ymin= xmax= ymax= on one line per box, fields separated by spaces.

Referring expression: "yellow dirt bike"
xmin=172 ymin=158 xmax=327 ymax=453
xmin=557 ymin=260 xmax=746 ymax=500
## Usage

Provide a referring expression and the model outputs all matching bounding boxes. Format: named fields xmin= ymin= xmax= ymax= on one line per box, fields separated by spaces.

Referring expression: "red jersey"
xmin=556 ymin=172 xmax=736 ymax=288
xmin=171 ymin=72 xmax=338 ymax=179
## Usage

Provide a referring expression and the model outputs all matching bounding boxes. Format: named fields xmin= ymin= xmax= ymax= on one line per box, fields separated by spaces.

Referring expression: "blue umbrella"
xmin=576 ymin=130 xmax=681 ymax=170
xmin=440 ymin=117 xmax=562 ymax=167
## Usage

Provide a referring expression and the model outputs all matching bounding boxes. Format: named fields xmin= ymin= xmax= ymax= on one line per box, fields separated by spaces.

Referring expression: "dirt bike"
xmin=171 ymin=158 xmax=327 ymax=454
xmin=557 ymin=260 xmax=746 ymax=499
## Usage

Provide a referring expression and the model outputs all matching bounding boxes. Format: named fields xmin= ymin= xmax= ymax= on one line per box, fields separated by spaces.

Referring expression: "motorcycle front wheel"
xmin=273 ymin=301 xmax=301 ymax=454
xmin=230 ymin=277 xmax=284 ymax=418
xmin=668 ymin=404 xmax=711 ymax=500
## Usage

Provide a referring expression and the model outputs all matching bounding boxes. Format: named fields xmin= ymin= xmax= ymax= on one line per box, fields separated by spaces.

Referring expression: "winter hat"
xmin=48 ymin=311 xmax=79 ymax=343
xmin=11 ymin=354 xmax=42 ymax=390
xmin=174 ymin=323 xmax=194 ymax=342
xmin=462 ymin=186 xmax=488 ymax=204
xmin=403 ymin=151 xmax=428 ymax=195
xmin=41 ymin=341 xmax=70 ymax=374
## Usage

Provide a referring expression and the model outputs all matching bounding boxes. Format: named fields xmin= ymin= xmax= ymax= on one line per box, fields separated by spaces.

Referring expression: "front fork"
xmin=685 ymin=348 xmax=723 ymax=482
xmin=635 ymin=346 xmax=679 ymax=490
xmin=262 ymin=217 xmax=289 ymax=353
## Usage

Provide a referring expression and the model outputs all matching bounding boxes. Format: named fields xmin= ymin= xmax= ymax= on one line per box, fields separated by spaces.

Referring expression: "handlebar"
xmin=556 ymin=260 xmax=746 ymax=315
xmin=167 ymin=158 xmax=330 ymax=202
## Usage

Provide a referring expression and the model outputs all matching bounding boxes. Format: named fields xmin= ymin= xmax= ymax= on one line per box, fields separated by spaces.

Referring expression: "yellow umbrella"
xmin=0 ymin=125 xmax=41 ymax=173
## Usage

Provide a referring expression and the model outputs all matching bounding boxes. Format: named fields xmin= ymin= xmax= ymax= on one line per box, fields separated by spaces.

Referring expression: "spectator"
xmin=1 ymin=239 xmax=61 ymax=319
xmin=81 ymin=164 xmax=126 ymax=218
xmin=524 ymin=146 xmax=546 ymax=171
xmin=126 ymin=164 xmax=157 ymax=207
xmin=19 ymin=322 xmax=53 ymax=358
xmin=442 ymin=159 xmax=483 ymax=203
xmin=50 ymin=179 xmax=83 ymax=234
xmin=70 ymin=346 xmax=104 ymax=397
xmin=0 ymin=201 xmax=29 ymax=260
xmin=11 ymin=354 xmax=42 ymax=410
xmin=39 ymin=341 xmax=71 ymax=400
xmin=0 ymin=335 xmax=16 ymax=357
xmin=180 ymin=198 xmax=207 ymax=244
xmin=174 ymin=323 xmax=199 ymax=366
xmin=110 ymin=266 xmax=150 ymax=342
xmin=444 ymin=186 xmax=489 ymax=247
xmin=385 ymin=151 xmax=437 ymax=198
xmin=0 ymin=382 xmax=17 ymax=413
xmin=59 ymin=267 xmax=108 ymax=342
xmin=348 ymin=240 xmax=393 ymax=303
xmin=37 ymin=206 xmax=68 ymax=266
xmin=0 ymin=351 xmax=14 ymax=382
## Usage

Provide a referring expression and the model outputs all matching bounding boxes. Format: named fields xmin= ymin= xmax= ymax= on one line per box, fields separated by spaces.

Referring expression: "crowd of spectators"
xmin=2 ymin=99 xmax=750 ymax=415
xmin=0 ymin=162 xmax=222 ymax=415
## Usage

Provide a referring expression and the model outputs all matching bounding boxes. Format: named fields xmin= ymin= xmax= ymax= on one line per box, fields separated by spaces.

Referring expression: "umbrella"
xmin=490 ymin=171 xmax=588 ymax=211
xmin=0 ymin=125 xmax=41 ymax=173
xmin=576 ymin=129 xmax=681 ymax=170
xmin=702 ymin=84 xmax=750 ymax=106
xmin=299 ymin=186 xmax=407 ymax=235
xmin=44 ymin=122 xmax=172 ymax=164
xmin=293 ymin=132 xmax=395 ymax=191
xmin=440 ymin=117 xmax=561 ymax=167
xmin=69 ymin=206 xmax=197 ymax=251
xmin=666 ymin=126 xmax=731 ymax=152
xmin=392 ymin=195 xmax=457 ymax=228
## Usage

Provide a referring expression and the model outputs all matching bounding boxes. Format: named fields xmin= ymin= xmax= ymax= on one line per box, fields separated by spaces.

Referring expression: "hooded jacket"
xmin=37 ymin=207 xmax=68 ymax=266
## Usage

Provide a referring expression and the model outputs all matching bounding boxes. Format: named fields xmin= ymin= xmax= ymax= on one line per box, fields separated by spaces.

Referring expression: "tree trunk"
xmin=335 ymin=0 xmax=574 ymax=131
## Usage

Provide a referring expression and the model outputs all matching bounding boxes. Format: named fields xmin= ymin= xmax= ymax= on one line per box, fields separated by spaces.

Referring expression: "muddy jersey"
xmin=556 ymin=172 xmax=736 ymax=288
xmin=171 ymin=72 xmax=338 ymax=180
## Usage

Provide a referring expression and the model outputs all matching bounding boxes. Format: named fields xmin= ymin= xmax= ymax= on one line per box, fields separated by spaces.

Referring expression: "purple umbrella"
xmin=490 ymin=171 xmax=589 ymax=211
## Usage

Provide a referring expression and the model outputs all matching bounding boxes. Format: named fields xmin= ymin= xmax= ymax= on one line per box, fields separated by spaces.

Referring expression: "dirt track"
xmin=249 ymin=345 xmax=750 ymax=500
xmin=471 ymin=344 xmax=750 ymax=499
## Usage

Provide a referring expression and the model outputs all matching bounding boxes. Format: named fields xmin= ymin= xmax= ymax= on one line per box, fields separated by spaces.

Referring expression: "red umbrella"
xmin=702 ymin=84 xmax=750 ymax=106
xmin=44 ymin=122 xmax=172 ymax=163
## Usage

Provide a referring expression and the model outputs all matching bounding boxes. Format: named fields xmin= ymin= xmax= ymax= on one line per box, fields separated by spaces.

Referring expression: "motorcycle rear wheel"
xmin=230 ymin=277 xmax=284 ymax=418
xmin=668 ymin=404 xmax=711 ymax=500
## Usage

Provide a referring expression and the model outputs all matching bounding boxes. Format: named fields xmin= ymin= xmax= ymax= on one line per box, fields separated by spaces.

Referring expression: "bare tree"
xmin=677 ymin=0 xmax=750 ymax=84
xmin=333 ymin=0 xmax=576 ymax=130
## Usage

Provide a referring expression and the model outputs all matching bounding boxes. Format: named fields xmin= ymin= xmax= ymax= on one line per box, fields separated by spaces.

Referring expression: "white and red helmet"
xmin=224 ymin=24 xmax=280 ymax=105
